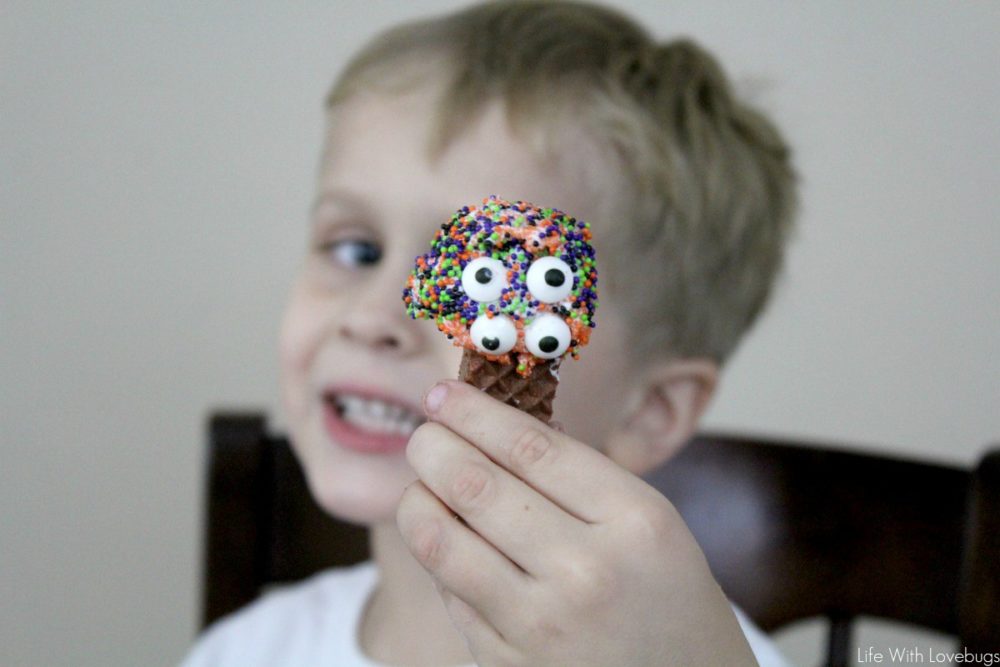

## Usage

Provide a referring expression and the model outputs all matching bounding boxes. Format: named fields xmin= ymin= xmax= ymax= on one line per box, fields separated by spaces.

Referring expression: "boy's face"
xmin=279 ymin=88 xmax=634 ymax=524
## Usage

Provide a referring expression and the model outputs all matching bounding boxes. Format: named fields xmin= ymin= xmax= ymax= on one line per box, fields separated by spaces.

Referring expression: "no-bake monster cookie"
xmin=403 ymin=196 xmax=598 ymax=422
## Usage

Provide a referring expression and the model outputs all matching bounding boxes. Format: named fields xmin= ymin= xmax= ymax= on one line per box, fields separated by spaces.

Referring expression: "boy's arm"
xmin=397 ymin=380 xmax=759 ymax=667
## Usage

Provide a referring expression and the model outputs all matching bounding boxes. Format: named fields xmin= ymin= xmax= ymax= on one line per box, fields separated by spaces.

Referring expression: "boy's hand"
xmin=397 ymin=380 xmax=759 ymax=667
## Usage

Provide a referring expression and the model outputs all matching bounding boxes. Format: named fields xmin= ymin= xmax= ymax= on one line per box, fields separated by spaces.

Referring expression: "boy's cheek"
xmin=277 ymin=308 xmax=310 ymax=422
xmin=431 ymin=337 xmax=466 ymax=374
xmin=278 ymin=280 xmax=334 ymax=371
xmin=278 ymin=296 xmax=311 ymax=375
xmin=278 ymin=292 xmax=334 ymax=440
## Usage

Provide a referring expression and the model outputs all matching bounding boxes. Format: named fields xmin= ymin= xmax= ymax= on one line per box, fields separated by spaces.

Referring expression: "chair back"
xmin=645 ymin=435 xmax=1000 ymax=665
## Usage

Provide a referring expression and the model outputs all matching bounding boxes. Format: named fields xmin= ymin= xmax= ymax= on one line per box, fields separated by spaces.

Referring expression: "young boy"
xmin=185 ymin=1 xmax=795 ymax=665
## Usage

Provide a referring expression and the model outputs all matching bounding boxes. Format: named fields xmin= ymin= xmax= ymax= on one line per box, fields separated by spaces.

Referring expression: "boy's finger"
xmin=423 ymin=380 xmax=654 ymax=523
xmin=406 ymin=421 xmax=588 ymax=577
xmin=436 ymin=586 xmax=523 ymax=666
xmin=396 ymin=479 xmax=528 ymax=638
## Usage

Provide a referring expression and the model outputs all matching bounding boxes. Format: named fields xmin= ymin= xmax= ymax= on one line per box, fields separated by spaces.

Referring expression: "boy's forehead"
xmin=318 ymin=90 xmax=618 ymax=237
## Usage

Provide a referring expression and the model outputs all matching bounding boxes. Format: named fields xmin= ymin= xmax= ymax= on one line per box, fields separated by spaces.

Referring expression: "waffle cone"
xmin=458 ymin=349 xmax=559 ymax=423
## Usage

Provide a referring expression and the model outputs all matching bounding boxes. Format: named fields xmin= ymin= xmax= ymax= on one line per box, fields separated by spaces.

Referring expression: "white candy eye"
xmin=461 ymin=257 xmax=507 ymax=303
xmin=526 ymin=256 xmax=574 ymax=303
xmin=470 ymin=315 xmax=517 ymax=355
xmin=524 ymin=312 xmax=571 ymax=359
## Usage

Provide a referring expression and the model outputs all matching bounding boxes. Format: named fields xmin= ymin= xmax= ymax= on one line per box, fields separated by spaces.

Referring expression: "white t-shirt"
xmin=181 ymin=561 xmax=789 ymax=667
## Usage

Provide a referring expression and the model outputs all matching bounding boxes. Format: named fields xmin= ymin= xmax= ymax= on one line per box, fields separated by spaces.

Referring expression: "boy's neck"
xmin=358 ymin=521 xmax=474 ymax=667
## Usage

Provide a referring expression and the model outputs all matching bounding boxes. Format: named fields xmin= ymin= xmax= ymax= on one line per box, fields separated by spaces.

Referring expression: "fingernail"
xmin=424 ymin=382 xmax=448 ymax=414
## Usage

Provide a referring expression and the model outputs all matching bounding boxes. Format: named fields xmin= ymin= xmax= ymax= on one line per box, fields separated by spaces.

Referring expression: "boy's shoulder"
xmin=180 ymin=561 xmax=377 ymax=667
xmin=732 ymin=603 xmax=791 ymax=667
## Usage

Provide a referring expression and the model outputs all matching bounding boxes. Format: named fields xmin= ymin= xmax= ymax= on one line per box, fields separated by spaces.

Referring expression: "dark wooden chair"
xmin=201 ymin=412 xmax=1000 ymax=666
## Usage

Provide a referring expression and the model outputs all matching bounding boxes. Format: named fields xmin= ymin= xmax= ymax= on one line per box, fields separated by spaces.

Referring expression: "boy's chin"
xmin=305 ymin=468 xmax=409 ymax=527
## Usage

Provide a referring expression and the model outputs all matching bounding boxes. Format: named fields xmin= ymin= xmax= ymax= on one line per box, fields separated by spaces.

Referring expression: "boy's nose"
xmin=338 ymin=319 xmax=407 ymax=352
xmin=337 ymin=294 xmax=420 ymax=356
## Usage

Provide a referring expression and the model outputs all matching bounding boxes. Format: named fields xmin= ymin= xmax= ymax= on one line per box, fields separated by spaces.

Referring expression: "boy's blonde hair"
xmin=327 ymin=0 xmax=796 ymax=365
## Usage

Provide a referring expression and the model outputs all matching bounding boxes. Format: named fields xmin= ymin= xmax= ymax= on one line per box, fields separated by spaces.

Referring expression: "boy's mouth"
xmin=327 ymin=392 xmax=423 ymax=435
xmin=321 ymin=387 xmax=425 ymax=454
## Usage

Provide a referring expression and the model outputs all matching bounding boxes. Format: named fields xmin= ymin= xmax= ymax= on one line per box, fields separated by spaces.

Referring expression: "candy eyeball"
xmin=526 ymin=256 xmax=574 ymax=304
xmin=470 ymin=314 xmax=518 ymax=355
xmin=524 ymin=312 xmax=571 ymax=359
xmin=461 ymin=257 xmax=507 ymax=303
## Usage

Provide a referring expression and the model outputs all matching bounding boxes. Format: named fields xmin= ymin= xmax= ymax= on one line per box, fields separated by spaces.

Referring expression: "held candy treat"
xmin=403 ymin=195 xmax=597 ymax=422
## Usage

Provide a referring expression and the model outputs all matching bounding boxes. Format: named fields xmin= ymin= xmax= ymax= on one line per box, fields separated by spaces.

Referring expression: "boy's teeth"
xmin=335 ymin=394 xmax=421 ymax=435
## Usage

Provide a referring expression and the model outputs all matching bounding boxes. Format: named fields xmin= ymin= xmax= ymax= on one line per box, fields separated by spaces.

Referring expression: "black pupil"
xmin=475 ymin=267 xmax=493 ymax=284
xmin=338 ymin=240 xmax=381 ymax=266
xmin=355 ymin=243 xmax=381 ymax=265
xmin=539 ymin=336 xmax=559 ymax=353
xmin=482 ymin=336 xmax=500 ymax=351
xmin=544 ymin=268 xmax=565 ymax=287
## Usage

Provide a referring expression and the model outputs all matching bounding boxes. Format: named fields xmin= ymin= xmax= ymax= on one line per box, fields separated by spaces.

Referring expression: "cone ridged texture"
xmin=459 ymin=350 xmax=558 ymax=423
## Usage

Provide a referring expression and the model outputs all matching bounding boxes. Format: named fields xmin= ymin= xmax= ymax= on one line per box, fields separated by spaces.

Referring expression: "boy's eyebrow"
xmin=310 ymin=188 xmax=370 ymax=216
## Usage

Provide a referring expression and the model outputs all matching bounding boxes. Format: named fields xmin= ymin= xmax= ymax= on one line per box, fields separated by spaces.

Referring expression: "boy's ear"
xmin=604 ymin=358 xmax=719 ymax=476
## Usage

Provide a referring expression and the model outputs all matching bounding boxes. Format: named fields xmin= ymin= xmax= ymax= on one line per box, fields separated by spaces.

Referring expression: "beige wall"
xmin=3 ymin=2 xmax=997 ymax=665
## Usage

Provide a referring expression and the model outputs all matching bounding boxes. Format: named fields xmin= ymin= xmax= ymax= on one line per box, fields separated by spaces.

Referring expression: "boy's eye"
xmin=325 ymin=239 xmax=382 ymax=268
